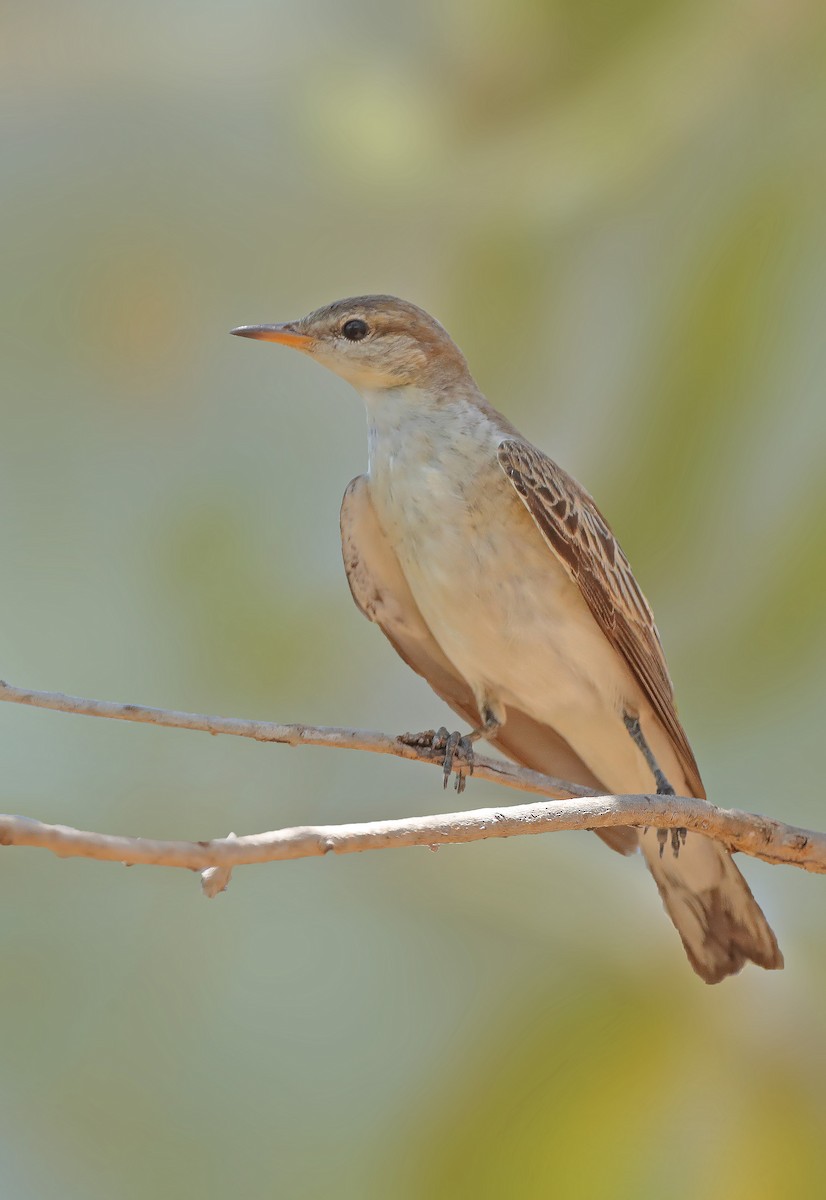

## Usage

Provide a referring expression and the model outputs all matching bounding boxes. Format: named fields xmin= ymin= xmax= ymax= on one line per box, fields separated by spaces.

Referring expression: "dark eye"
xmin=342 ymin=318 xmax=369 ymax=341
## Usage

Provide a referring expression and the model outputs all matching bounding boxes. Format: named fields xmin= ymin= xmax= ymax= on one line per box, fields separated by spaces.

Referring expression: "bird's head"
xmin=231 ymin=295 xmax=471 ymax=393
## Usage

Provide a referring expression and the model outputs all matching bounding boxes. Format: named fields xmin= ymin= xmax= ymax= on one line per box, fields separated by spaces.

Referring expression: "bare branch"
xmin=0 ymin=679 xmax=822 ymax=880
xmin=0 ymin=679 xmax=594 ymax=799
xmin=0 ymin=793 xmax=823 ymax=877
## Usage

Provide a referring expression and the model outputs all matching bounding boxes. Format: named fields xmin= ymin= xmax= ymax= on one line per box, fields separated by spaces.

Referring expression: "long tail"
xmin=639 ymin=829 xmax=783 ymax=984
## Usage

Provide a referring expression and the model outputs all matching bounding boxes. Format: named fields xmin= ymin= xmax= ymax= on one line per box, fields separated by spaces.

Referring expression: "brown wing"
xmin=340 ymin=474 xmax=638 ymax=855
xmin=497 ymin=440 xmax=704 ymax=799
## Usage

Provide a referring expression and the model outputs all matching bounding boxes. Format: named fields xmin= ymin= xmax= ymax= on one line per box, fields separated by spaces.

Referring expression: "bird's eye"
xmin=342 ymin=318 xmax=369 ymax=341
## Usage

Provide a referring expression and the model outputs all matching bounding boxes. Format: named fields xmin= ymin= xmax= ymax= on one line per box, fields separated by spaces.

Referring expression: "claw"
xmin=460 ymin=737 xmax=475 ymax=790
xmin=446 ymin=733 xmax=475 ymax=792
xmin=441 ymin=731 xmax=475 ymax=791
xmin=655 ymin=826 xmax=687 ymax=858
xmin=397 ymin=727 xmax=475 ymax=792
xmin=441 ymin=730 xmax=461 ymax=788
xmin=670 ymin=827 xmax=687 ymax=857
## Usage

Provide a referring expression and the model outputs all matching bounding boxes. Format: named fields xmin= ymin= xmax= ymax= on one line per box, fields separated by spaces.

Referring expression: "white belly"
xmin=367 ymin=436 xmax=660 ymax=794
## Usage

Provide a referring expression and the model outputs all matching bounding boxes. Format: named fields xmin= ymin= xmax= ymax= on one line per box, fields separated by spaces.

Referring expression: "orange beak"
xmin=230 ymin=323 xmax=315 ymax=351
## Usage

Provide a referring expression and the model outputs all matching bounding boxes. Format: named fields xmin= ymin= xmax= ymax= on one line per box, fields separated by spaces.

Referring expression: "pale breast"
xmin=366 ymin=414 xmax=635 ymax=726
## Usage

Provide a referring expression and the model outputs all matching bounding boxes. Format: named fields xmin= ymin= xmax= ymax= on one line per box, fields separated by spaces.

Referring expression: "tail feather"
xmin=640 ymin=829 xmax=783 ymax=984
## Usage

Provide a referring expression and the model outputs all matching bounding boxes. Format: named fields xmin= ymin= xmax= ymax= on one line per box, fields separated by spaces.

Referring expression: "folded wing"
xmin=497 ymin=439 xmax=704 ymax=799
xmin=496 ymin=440 xmax=782 ymax=981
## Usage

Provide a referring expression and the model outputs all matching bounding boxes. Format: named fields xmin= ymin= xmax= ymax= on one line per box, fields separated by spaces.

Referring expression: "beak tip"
xmin=229 ymin=323 xmax=314 ymax=351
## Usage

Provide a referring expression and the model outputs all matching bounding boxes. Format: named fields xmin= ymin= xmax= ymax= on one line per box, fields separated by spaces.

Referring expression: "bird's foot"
xmin=656 ymin=826 xmax=687 ymax=859
xmin=398 ymin=727 xmax=475 ymax=793
xmin=438 ymin=728 xmax=476 ymax=793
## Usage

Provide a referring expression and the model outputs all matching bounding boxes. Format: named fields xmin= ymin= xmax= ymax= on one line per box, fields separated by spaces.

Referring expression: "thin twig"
xmin=0 ymin=679 xmax=822 ymax=880
xmin=0 ymin=679 xmax=594 ymax=799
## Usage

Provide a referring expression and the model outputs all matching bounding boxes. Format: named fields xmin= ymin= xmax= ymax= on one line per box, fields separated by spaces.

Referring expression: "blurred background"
xmin=1 ymin=0 xmax=825 ymax=1195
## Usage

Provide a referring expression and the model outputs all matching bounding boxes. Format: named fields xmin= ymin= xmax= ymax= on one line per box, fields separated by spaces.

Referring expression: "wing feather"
xmin=497 ymin=440 xmax=704 ymax=799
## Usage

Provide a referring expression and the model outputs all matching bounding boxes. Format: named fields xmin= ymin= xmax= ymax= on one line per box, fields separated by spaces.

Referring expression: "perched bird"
xmin=232 ymin=295 xmax=782 ymax=984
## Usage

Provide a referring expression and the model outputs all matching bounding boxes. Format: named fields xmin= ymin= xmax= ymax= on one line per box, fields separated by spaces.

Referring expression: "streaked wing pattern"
xmin=497 ymin=439 xmax=704 ymax=800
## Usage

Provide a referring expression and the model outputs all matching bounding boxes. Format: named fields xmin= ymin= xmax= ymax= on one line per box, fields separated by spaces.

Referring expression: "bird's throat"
xmin=363 ymin=384 xmax=496 ymax=483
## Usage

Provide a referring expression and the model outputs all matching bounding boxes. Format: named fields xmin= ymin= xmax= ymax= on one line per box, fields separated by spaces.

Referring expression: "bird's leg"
xmin=623 ymin=713 xmax=674 ymax=793
xmin=622 ymin=712 xmax=686 ymax=858
xmin=399 ymin=705 xmax=502 ymax=794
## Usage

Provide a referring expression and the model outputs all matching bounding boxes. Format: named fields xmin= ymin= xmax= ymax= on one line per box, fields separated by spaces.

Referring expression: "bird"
xmin=231 ymin=294 xmax=783 ymax=984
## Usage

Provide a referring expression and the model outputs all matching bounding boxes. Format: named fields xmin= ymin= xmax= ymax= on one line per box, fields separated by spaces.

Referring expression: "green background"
xmin=2 ymin=1 xmax=825 ymax=1196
